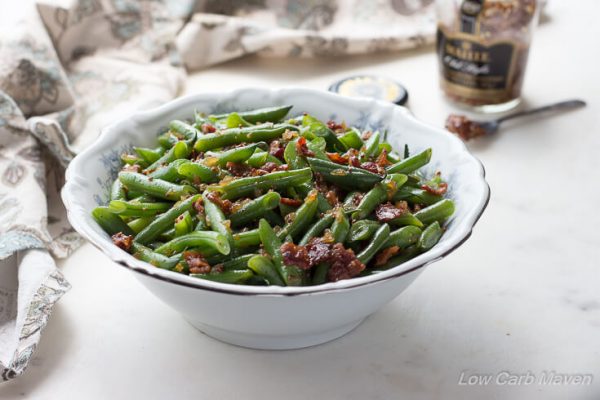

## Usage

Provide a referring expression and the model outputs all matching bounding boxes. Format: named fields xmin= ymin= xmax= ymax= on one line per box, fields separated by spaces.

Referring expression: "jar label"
xmin=436 ymin=27 xmax=517 ymax=100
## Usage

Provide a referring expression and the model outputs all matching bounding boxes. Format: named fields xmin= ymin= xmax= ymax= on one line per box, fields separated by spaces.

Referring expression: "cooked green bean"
xmin=339 ymin=128 xmax=363 ymax=150
xmin=385 ymin=225 xmax=422 ymax=248
xmin=92 ymin=206 xmax=134 ymax=236
xmin=258 ymin=219 xmax=303 ymax=286
xmin=154 ymin=231 xmax=230 ymax=256
xmin=111 ymin=180 xmax=127 ymax=201
xmin=191 ymin=269 xmax=254 ymax=284
xmin=204 ymin=193 xmax=234 ymax=249
xmin=351 ymin=174 xmax=407 ymax=221
xmin=306 ymin=157 xmax=382 ymax=190
xmin=248 ymin=255 xmax=285 ymax=286
xmin=212 ymin=105 xmax=293 ymax=124
xmin=119 ymin=172 xmax=196 ymax=201
xmin=206 ymin=142 xmax=268 ymax=166
xmin=330 ymin=208 xmax=350 ymax=243
xmin=232 ymin=229 xmax=261 ymax=248
xmin=414 ymin=199 xmax=455 ymax=225
xmin=135 ymin=194 xmax=200 ymax=244
xmin=357 ymin=223 xmax=391 ymax=264
xmin=417 ymin=221 xmax=443 ymax=251
xmin=277 ymin=190 xmax=319 ymax=240
xmin=132 ymin=242 xmax=179 ymax=270
xmin=217 ymin=168 xmax=312 ymax=199
xmin=144 ymin=141 xmax=191 ymax=173
xmin=363 ymin=130 xmax=380 ymax=158
xmin=177 ymin=160 xmax=219 ymax=183
xmin=348 ymin=220 xmax=381 ymax=242
xmin=108 ymin=200 xmax=171 ymax=218
xmin=299 ymin=213 xmax=334 ymax=245
xmin=174 ymin=210 xmax=194 ymax=237
xmin=386 ymin=148 xmax=432 ymax=174
xmin=128 ymin=216 xmax=155 ymax=234
xmin=229 ymin=192 xmax=281 ymax=227
xmin=194 ymin=124 xmax=298 ymax=152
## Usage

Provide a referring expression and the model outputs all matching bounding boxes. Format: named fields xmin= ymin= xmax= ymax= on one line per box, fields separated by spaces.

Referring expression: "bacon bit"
xmin=412 ymin=204 xmax=422 ymax=212
xmin=374 ymin=246 xmax=400 ymax=266
xmin=184 ymin=251 xmax=211 ymax=274
xmin=269 ymin=140 xmax=285 ymax=160
xmin=225 ymin=161 xmax=254 ymax=177
xmin=352 ymin=193 xmax=364 ymax=206
xmin=111 ymin=232 xmax=133 ymax=251
xmin=122 ymin=164 xmax=141 ymax=173
xmin=306 ymin=237 xmax=330 ymax=264
xmin=445 ymin=114 xmax=486 ymax=141
xmin=421 ymin=182 xmax=448 ymax=196
xmin=359 ymin=161 xmax=381 ymax=174
xmin=327 ymin=243 xmax=365 ymax=281
xmin=376 ymin=149 xmax=392 ymax=167
xmin=327 ymin=120 xmax=346 ymax=132
xmin=280 ymin=242 xmax=311 ymax=270
xmin=375 ymin=202 xmax=407 ymax=222
xmin=325 ymin=190 xmax=339 ymax=206
xmin=282 ymin=130 xmax=297 ymax=141
xmin=326 ymin=152 xmax=348 ymax=164
xmin=361 ymin=131 xmax=373 ymax=140
xmin=201 ymin=123 xmax=216 ymax=133
xmin=394 ymin=200 xmax=410 ymax=215
xmin=206 ymin=191 xmax=233 ymax=214
xmin=280 ymin=197 xmax=302 ymax=207
xmin=259 ymin=162 xmax=288 ymax=174
xmin=296 ymin=137 xmax=314 ymax=157
xmin=193 ymin=197 xmax=205 ymax=214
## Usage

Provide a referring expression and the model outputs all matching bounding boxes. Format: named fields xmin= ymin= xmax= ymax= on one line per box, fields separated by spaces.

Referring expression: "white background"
xmin=2 ymin=1 xmax=600 ymax=399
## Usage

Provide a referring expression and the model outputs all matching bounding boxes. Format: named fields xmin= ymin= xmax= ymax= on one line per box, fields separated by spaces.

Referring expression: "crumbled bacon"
xmin=193 ymin=197 xmax=205 ymax=214
xmin=200 ymin=123 xmax=216 ymax=133
xmin=421 ymin=182 xmax=448 ymax=196
xmin=376 ymin=149 xmax=391 ymax=167
xmin=280 ymin=197 xmax=302 ymax=207
xmin=306 ymin=237 xmax=330 ymax=265
xmin=374 ymin=246 xmax=400 ymax=266
xmin=352 ymin=193 xmax=364 ymax=206
xmin=327 ymin=152 xmax=348 ymax=164
xmin=327 ymin=243 xmax=365 ymax=282
xmin=111 ymin=232 xmax=133 ymax=251
xmin=327 ymin=120 xmax=345 ymax=132
xmin=325 ymin=190 xmax=339 ymax=206
xmin=359 ymin=161 xmax=381 ymax=174
xmin=206 ymin=191 xmax=233 ymax=214
xmin=280 ymin=242 xmax=311 ymax=270
xmin=295 ymin=137 xmax=314 ymax=157
xmin=259 ymin=162 xmax=288 ymax=174
xmin=375 ymin=202 xmax=407 ymax=222
xmin=184 ymin=251 xmax=211 ymax=274
xmin=225 ymin=161 xmax=253 ymax=177
xmin=269 ymin=140 xmax=285 ymax=160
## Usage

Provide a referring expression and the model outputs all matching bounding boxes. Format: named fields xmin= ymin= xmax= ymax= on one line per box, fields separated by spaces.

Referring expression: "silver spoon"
xmin=446 ymin=99 xmax=587 ymax=140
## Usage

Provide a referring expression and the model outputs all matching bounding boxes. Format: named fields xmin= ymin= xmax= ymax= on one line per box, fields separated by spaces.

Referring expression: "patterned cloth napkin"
xmin=0 ymin=0 xmax=434 ymax=380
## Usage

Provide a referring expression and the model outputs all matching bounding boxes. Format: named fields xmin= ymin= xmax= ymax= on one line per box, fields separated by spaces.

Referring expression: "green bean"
xmin=348 ymin=220 xmax=381 ymax=242
xmin=284 ymin=139 xmax=308 ymax=169
xmin=264 ymin=209 xmax=286 ymax=227
xmin=277 ymin=190 xmax=319 ymax=240
xmin=258 ymin=219 xmax=303 ymax=286
xmin=121 ymin=153 xmax=146 ymax=167
xmin=131 ymin=243 xmax=179 ymax=270
xmin=110 ymin=180 xmax=127 ymax=201
xmin=128 ymin=216 xmax=155 ymax=234
xmin=330 ymin=208 xmax=350 ymax=243
xmin=212 ymin=105 xmax=293 ymax=124
xmin=351 ymin=174 xmax=407 ymax=221
xmin=414 ymin=199 xmax=455 ymax=225
xmin=417 ymin=221 xmax=443 ymax=251
xmin=217 ymin=168 xmax=312 ymax=200
xmin=92 ymin=206 xmax=134 ymax=236
xmin=371 ymin=246 xmax=420 ymax=271
xmin=342 ymin=191 xmax=361 ymax=212
xmin=217 ymin=253 xmax=256 ymax=271
xmin=306 ymin=158 xmax=382 ymax=190
xmin=225 ymin=112 xmax=252 ymax=128
xmin=385 ymin=225 xmax=422 ymax=248
xmin=108 ymin=200 xmax=171 ymax=218
xmin=248 ymin=255 xmax=285 ymax=286
xmin=177 ymin=160 xmax=219 ymax=184
xmin=295 ymin=182 xmax=331 ymax=213
xmin=363 ymin=130 xmax=380 ymax=158
xmin=302 ymin=114 xmax=346 ymax=152
xmin=388 ymin=213 xmax=424 ymax=228
xmin=357 ymin=223 xmax=390 ymax=264
xmin=339 ymin=128 xmax=363 ymax=150
xmin=194 ymin=124 xmax=298 ymax=152
xmin=246 ymin=149 xmax=269 ymax=167
xmin=191 ymin=269 xmax=254 ymax=284
xmin=204 ymin=193 xmax=235 ymax=250
xmin=154 ymin=231 xmax=230 ymax=256
xmin=159 ymin=228 xmax=176 ymax=242
xmin=174 ymin=211 xmax=194 ymax=237
xmin=135 ymin=147 xmax=163 ymax=164
xmin=119 ymin=172 xmax=197 ymax=201
xmin=194 ymin=213 xmax=207 ymax=231
xmin=306 ymin=137 xmax=329 ymax=160
xmin=233 ymin=229 xmax=261 ymax=248
xmin=205 ymin=142 xmax=268 ymax=166
xmin=144 ymin=141 xmax=191 ymax=173
xmin=311 ymin=263 xmax=330 ymax=285
xmin=169 ymin=120 xmax=198 ymax=143
xmin=229 ymin=192 xmax=281 ymax=227
xmin=386 ymin=148 xmax=432 ymax=174
xmin=135 ymin=194 xmax=201 ymax=244
xmin=299 ymin=214 xmax=334 ymax=245
xmin=148 ymin=159 xmax=187 ymax=182
xmin=157 ymin=130 xmax=179 ymax=148
xmin=393 ymin=186 xmax=443 ymax=206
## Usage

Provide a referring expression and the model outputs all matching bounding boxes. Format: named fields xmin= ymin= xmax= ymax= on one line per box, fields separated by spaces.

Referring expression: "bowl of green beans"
xmin=63 ymin=88 xmax=489 ymax=349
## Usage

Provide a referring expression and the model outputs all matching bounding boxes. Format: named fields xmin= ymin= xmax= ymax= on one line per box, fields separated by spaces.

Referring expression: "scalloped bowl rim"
xmin=62 ymin=87 xmax=490 ymax=297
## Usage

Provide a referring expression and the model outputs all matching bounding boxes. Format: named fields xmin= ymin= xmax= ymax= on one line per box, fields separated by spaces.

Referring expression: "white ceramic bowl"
xmin=62 ymin=88 xmax=489 ymax=350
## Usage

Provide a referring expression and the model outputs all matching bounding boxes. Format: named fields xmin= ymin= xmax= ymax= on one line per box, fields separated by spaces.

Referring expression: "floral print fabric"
xmin=0 ymin=0 xmax=434 ymax=381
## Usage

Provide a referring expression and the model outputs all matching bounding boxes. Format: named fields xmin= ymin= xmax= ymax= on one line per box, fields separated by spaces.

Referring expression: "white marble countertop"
xmin=3 ymin=1 xmax=600 ymax=399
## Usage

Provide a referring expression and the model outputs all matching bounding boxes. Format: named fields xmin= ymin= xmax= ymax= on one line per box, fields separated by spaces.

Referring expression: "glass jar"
xmin=436 ymin=0 xmax=539 ymax=113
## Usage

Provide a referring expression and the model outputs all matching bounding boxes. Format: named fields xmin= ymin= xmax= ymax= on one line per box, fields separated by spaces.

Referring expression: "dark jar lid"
xmin=328 ymin=75 xmax=409 ymax=105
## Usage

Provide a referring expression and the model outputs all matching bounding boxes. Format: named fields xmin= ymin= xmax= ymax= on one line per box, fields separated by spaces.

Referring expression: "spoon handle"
xmin=497 ymin=99 xmax=586 ymax=124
